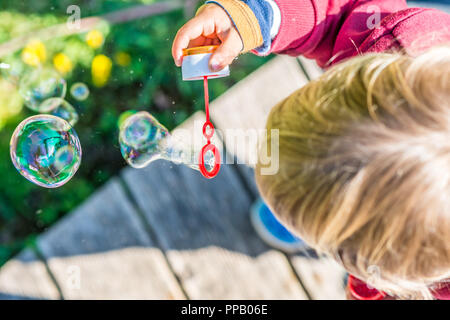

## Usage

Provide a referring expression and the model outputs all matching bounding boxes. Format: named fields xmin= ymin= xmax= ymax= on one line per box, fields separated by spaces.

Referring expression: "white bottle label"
xmin=182 ymin=53 xmax=230 ymax=81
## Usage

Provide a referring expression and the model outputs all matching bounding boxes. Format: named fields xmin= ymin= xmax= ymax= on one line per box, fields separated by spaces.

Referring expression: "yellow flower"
xmin=92 ymin=54 xmax=112 ymax=87
xmin=114 ymin=52 xmax=131 ymax=67
xmin=86 ymin=30 xmax=104 ymax=49
xmin=53 ymin=53 xmax=73 ymax=74
xmin=21 ymin=40 xmax=46 ymax=67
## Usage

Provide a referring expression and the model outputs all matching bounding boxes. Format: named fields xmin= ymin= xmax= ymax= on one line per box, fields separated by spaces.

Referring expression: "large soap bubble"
xmin=19 ymin=68 xmax=67 ymax=112
xmin=10 ymin=115 xmax=82 ymax=188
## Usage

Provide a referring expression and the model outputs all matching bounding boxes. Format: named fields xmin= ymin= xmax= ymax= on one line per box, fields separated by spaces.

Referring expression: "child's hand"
xmin=172 ymin=4 xmax=243 ymax=72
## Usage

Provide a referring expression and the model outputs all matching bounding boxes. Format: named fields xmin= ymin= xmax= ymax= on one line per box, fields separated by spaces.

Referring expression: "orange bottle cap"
xmin=182 ymin=45 xmax=218 ymax=56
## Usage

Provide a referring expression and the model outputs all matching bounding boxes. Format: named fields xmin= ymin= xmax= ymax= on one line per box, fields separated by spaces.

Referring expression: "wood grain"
xmin=36 ymin=178 xmax=185 ymax=299
xmin=0 ymin=249 xmax=60 ymax=300
xmin=292 ymin=255 xmax=346 ymax=300
xmin=297 ymin=56 xmax=324 ymax=80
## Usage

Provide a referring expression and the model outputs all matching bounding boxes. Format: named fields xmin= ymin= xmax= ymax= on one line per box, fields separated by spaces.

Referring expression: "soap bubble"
xmin=10 ymin=115 xmax=82 ymax=188
xmin=119 ymin=111 xmax=216 ymax=172
xmin=19 ymin=68 xmax=67 ymax=112
xmin=0 ymin=63 xmax=13 ymax=82
xmin=0 ymin=61 xmax=23 ymax=85
xmin=70 ymin=82 xmax=89 ymax=101
xmin=119 ymin=111 xmax=169 ymax=168
xmin=42 ymin=98 xmax=79 ymax=126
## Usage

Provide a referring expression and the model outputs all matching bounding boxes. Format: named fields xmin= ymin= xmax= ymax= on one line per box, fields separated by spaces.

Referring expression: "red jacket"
xmin=270 ymin=0 xmax=450 ymax=67
xmin=348 ymin=275 xmax=450 ymax=300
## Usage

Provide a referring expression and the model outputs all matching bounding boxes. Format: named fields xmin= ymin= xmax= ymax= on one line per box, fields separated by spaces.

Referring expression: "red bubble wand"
xmin=198 ymin=76 xmax=221 ymax=178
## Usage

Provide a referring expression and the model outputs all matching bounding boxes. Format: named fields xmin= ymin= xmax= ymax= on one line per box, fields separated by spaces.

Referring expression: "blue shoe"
xmin=250 ymin=198 xmax=308 ymax=253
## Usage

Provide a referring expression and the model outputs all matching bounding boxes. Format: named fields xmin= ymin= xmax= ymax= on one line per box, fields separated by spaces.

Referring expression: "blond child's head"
xmin=256 ymin=47 xmax=450 ymax=299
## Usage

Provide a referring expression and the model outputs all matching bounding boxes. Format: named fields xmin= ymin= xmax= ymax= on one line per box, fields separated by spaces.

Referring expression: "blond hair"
xmin=256 ymin=47 xmax=450 ymax=299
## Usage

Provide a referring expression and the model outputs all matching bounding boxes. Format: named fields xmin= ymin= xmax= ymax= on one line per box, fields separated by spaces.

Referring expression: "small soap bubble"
xmin=42 ymin=98 xmax=79 ymax=126
xmin=70 ymin=82 xmax=89 ymax=101
xmin=10 ymin=115 xmax=82 ymax=188
xmin=119 ymin=111 xmax=169 ymax=168
xmin=19 ymin=68 xmax=67 ymax=112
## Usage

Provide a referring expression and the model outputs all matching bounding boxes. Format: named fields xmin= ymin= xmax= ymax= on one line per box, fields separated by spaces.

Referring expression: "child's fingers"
xmin=172 ymin=19 xmax=206 ymax=66
xmin=189 ymin=33 xmax=221 ymax=47
xmin=189 ymin=36 xmax=209 ymax=48
xmin=209 ymin=31 xmax=241 ymax=72
xmin=204 ymin=38 xmax=214 ymax=46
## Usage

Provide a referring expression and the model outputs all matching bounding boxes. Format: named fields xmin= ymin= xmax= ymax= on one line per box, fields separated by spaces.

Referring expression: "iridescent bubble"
xmin=70 ymin=82 xmax=89 ymax=101
xmin=0 ymin=61 xmax=23 ymax=86
xmin=119 ymin=111 xmax=215 ymax=172
xmin=10 ymin=115 xmax=82 ymax=188
xmin=42 ymin=98 xmax=79 ymax=126
xmin=19 ymin=68 xmax=67 ymax=112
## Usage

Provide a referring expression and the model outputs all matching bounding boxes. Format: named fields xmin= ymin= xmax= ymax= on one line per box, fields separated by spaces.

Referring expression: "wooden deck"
xmin=0 ymin=56 xmax=346 ymax=300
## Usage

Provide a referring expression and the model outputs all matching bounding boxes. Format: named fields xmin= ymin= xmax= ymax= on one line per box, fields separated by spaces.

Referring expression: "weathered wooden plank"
xmin=36 ymin=178 xmax=185 ymax=300
xmin=291 ymin=256 xmax=346 ymax=300
xmin=297 ymin=56 xmax=324 ymax=80
xmin=0 ymin=249 xmax=60 ymax=300
xmin=44 ymin=247 xmax=184 ymax=300
xmin=122 ymin=161 xmax=308 ymax=299
xmin=210 ymin=56 xmax=309 ymax=166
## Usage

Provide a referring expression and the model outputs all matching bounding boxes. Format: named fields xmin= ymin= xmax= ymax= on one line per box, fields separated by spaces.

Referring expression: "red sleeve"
xmin=349 ymin=275 xmax=450 ymax=300
xmin=432 ymin=282 xmax=450 ymax=300
xmin=270 ymin=0 xmax=450 ymax=67
xmin=347 ymin=274 xmax=387 ymax=300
